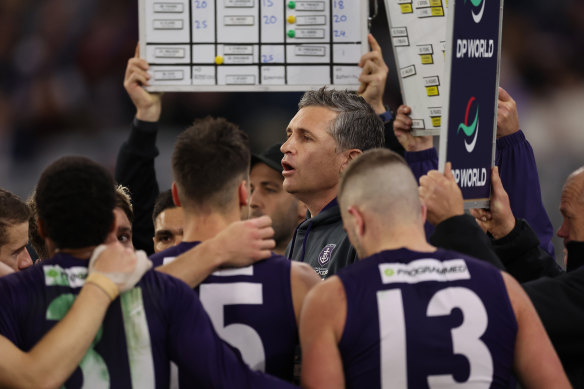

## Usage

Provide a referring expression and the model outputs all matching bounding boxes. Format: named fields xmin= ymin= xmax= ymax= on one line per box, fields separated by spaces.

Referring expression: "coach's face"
xmin=281 ymin=106 xmax=346 ymax=199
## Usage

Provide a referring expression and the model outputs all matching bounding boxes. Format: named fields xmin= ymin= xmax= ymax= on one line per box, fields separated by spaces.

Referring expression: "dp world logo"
xmin=457 ymin=96 xmax=479 ymax=153
xmin=465 ymin=0 xmax=486 ymax=23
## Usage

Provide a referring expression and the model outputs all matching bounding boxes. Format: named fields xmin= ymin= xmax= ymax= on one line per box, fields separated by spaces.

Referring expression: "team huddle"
xmin=0 ymin=35 xmax=581 ymax=388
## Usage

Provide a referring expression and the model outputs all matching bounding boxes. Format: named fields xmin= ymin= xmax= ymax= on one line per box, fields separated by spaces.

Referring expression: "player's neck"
xmin=274 ymin=237 xmax=291 ymax=255
xmin=181 ymin=208 xmax=239 ymax=242
xmin=55 ymin=246 xmax=99 ymax=260
xmin=363 ymin=227 xmax=435 ymax=257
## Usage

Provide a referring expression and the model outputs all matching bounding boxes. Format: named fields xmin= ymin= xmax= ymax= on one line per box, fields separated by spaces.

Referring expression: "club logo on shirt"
xmin=457 ymin=96 xmax=479 ymax=153
xmin=318 ymin=244 xmax=336 ymax=266
xmin=466 ymin=0 xmax=486 ymax=23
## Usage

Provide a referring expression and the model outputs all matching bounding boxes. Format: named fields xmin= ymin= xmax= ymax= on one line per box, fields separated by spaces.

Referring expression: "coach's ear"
xmin=171 ymin=182 xmax=182 ymax=207
xmin=340 ymin=149 xmax=362 ymax=173
xmin=238 ymin=180 xmax=249 ymax=207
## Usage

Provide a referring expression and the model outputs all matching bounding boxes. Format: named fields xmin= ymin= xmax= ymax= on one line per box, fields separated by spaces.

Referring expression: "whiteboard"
xmin=139 ymin=0 xmax=369 ymax=92
xmin=384 ymin=0 xmax=448 ymax=135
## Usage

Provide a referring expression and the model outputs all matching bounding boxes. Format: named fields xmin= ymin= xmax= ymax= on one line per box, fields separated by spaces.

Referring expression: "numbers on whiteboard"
xmin=262 ymin=0 xmax=274 ymax=6
xmin=334 ymin=30 xmax=346 ymax=38
xmin=333 ymin=14 xmax=348 ymax=23
xmin=194 ymin=20 xmax=208 ymax=29
xmin=261 ymin=54 xmax=274 ymax=63
xmin=333 ymin=0 xmax=344 ymax=9
xmin=194 ymin=0 xmax=208 ymax=8
xmin=263 ymin=15 xmax=277 ymax=24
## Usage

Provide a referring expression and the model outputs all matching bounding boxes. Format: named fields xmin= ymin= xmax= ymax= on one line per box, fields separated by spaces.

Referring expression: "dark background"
xmin=1 ymin=0 xmax=583 ymax=262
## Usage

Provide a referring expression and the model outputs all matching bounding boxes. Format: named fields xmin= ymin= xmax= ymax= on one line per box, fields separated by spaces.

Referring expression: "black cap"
xmin=251 ymin=143 xmax=283 ymax=173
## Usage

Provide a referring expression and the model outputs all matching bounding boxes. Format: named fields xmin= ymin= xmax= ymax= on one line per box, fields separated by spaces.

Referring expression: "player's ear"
xmin=347 ymin=205 xmax=366 ymax=237
xmin=238 ymin=180 xmax=249 ymax=207
xmin=37 ymin=218 xmax=47 ymax=239
xmin=420 ymin=202 xmax=428 ymax=224
xmin=171 ymin=182 xmax=182 ymax=207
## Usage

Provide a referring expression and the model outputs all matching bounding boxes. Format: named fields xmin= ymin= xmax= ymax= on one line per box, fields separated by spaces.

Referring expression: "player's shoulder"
xmin=0 ymin=262 xmax=45 ymax=290
xmin=149 ymin=246 xmax=182 ymax=267
xmin=252 ymin=252 xmax=292 ymax=271
xmin=304 ymin=275 xmax=344 ymax=309
xmin=290 ymin=260 xmax=320 ymax=285
xmin=137 ymin=268 xmax=193 ymax=296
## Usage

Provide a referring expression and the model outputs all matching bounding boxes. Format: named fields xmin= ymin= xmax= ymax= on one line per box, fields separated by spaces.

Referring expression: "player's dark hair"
xmin=172 ymin=117 xmax=250 ymax=210
xmin=0 ymin=189 xmax=31 ymax=247
xmin=26 ymin=194 xmax=50 ymax=260
xmin=152 ymin=189 xmax=176 ymax=225
xmin=34 ymin=156 xmax=115 ymax=249
xmin=299 ymin=87 xmax=385 ymax=152
xmin=115 ymin=185 xmax=134 ymax=224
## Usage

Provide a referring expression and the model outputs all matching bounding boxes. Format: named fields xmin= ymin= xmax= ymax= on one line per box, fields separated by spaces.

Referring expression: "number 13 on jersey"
xmin=377 ymin=287 xmax=494 ymax=388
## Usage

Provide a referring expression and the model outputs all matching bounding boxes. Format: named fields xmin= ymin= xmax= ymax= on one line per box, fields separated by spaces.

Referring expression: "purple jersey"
xmin=151 ymin=242 xmax=298 ymax=381
xmin=0 ymin=253 xmax=296 ymax=389
xmin=337 ymin=248 xmax=517 ymax=389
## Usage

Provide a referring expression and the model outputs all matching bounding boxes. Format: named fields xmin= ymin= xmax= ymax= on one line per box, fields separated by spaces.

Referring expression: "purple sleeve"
xmin=0 ymin=276 xmax=21 ymax=345
xmin=404 ymin=148 xmax=439 ymax=182
xmin=405 ymin=148 xmax=438 ymax=237
xmin=166 ymin=277 xmax=297 ymax=389
xmin=495 ymin=130 xmax=555 ymax=257
xmin=115 ymin=118 xmax=160 ymax=255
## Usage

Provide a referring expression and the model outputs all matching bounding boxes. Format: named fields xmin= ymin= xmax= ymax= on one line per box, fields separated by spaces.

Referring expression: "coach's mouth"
xmin=282 ymin=161 xmax=295 ymax=177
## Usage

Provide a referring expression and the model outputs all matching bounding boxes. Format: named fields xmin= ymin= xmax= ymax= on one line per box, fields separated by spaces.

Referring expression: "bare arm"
xmin=300 ymin=277 xmax=346 ymax=389
xmin=157 ymin=216 xmax=275 ymax=287
xmin=0 ymin=243 xmax=151 ymax=389
xmin=290 ymin=262 xmax=320 ymax=324
xmin=0 ymin=262 xmax=14 ymax=277
xmin=503 ymin=272 xmax=571 ymax=388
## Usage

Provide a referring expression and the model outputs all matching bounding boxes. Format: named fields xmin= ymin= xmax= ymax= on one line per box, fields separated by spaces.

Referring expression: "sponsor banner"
xmin=438 ymin=0 xmax=503 ymax=207
xmin=379 ymin=259 xmax=471 ymax=284
xmin=44 ymin=265 xmax=88 ymax=288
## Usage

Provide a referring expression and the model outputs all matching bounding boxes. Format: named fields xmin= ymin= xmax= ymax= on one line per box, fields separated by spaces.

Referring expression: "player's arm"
xmin=0 ymin=262 xmax=14 ymax=277
xmin=300 ymin=277 xmax=346 ymax=389
xmin=290 ymin=262 xmax=321 ymax=323
xmin=502 ymin=272 xmax=571 ymax=388
xmin=157 ymin=216 xmax=275 ymax=287
xmin=0 ymin=243 xmax=152 ymax=389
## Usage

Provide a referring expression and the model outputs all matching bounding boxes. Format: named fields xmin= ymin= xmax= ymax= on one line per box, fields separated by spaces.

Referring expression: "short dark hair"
xmin=298 ymin=87 xmax=385 ymax=152
xmin=172 ymin=117 xmax=250 ymax=210
xmin=34 ymin=156 xmax=115 ymax=249
xmin=152 ymin=189 xmax=176 ymax=225
xmin=0 ymin=189 xmax=31 ymax=247
xmin=338 ymin=149 xmax=421 ymax=223
xmin=27 ymin=194 xmax=50 ymax=260
xmin=115 ymin=185 xmax=134 ymax=224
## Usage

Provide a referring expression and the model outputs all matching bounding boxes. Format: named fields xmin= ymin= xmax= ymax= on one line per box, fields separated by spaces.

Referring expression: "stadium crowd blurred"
xmin=1 ymin=0 xmax=583 ymax=260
